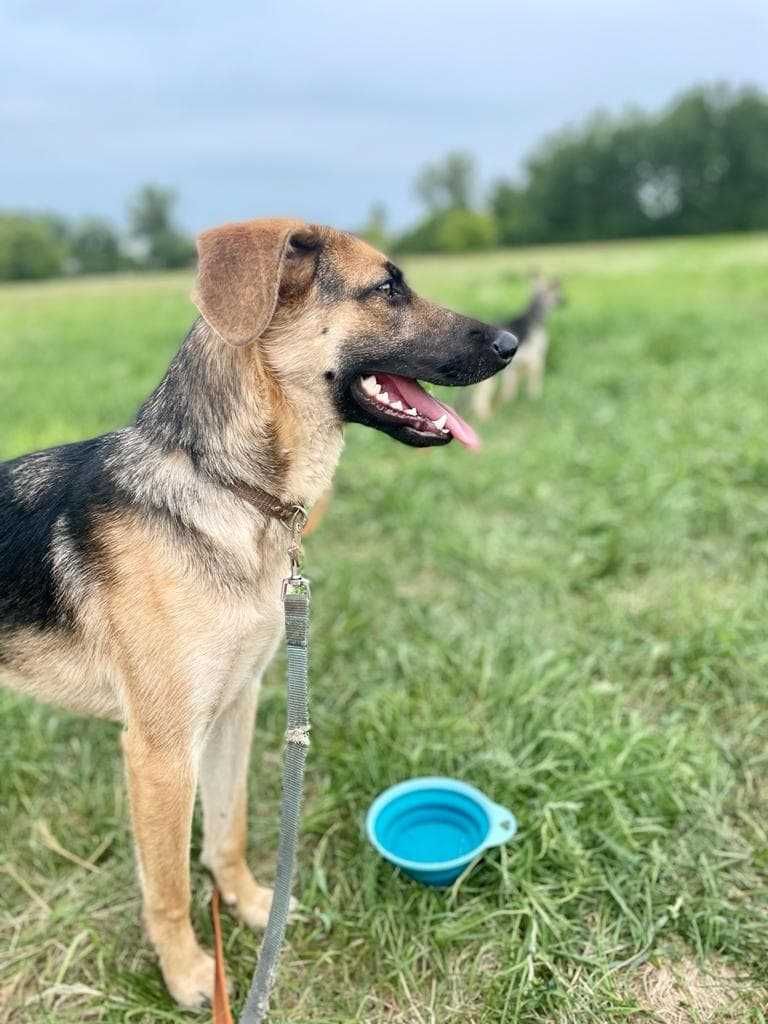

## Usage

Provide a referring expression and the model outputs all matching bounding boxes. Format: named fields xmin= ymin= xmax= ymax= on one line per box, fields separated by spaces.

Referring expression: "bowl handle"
xmin=486 ymin=802 xmax=518 ymax=847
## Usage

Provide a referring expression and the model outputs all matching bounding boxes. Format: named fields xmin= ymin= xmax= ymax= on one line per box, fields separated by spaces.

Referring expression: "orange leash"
xmin=211 ymin=888 xmax=234 ymax=1024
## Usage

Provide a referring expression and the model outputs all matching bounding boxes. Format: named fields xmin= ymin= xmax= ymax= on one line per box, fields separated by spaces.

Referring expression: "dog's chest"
xmin=211 ymin=560 xmax=287 ymax=709
xmin=99 ymin=509 xmax=293 ymax=723
xmin=518 ymin=325 xmax=548 ymax=364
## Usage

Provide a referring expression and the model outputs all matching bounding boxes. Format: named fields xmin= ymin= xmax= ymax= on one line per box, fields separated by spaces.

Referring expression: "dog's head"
xmin=193 ymin=218 xmax=517 ymax=449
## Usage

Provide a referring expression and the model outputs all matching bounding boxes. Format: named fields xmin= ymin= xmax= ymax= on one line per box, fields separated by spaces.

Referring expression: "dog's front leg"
xmin=501 ymin=361 xmax=521 ymax=402
xmin=121 ymin=725 xmax=215 ymax=1010
xmin=472 ymin=376 xmax=497 ymax=421
xmin=526 ymin=358 xmax=545 ymax=399
xmin=200 ymin=681 xmax=279 ymax=930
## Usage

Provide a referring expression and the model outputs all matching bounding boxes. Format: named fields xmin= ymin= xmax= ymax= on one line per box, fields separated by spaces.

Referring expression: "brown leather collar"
xmin=227 ymin=478 xmax=306 ymax=525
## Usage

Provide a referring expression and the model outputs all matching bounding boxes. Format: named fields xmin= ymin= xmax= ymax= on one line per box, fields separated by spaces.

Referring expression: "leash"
xmin=211 ymin=889 xmax=234 ymax=1024
xmin=212 ymin=502 xmax=311 ymax=1024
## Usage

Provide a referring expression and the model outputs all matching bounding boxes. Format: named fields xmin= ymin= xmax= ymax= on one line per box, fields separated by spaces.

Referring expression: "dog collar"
xmin=227 ymin=479 xmax=307 ymax=527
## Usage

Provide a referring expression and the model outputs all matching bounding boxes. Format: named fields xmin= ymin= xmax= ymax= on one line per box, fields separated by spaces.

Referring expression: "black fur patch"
xmin=0 ymin=437 xmax=112 ymax=632
xmin=136 ymin=321 xmax=241 ymax=455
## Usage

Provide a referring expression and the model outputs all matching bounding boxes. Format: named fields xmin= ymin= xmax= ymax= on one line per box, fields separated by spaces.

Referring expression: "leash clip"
xmin=282 ymin=504 xmax=309 ymax=598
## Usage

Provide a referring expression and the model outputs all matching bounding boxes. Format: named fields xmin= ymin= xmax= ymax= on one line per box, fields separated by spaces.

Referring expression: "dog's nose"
xmin=492 ymin=330 xmax=518 ymax=362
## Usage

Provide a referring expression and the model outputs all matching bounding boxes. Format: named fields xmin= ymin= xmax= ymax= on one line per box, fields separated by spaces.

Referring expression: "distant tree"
xmin=70 ymin=217 xmax=121 ymax=274
xmin=0 ymin=214 xmax=68 ymax=280
xmin=397 ymin=151 xmax=495 ymax=253
xmin=128 ymin=184 xmax=195 ymax=270
xmin=491 ymin=84 xmax=768 ymax=245
xmin=414 ymin=151 xmax=476 ymax=213
xmin=39 ymin=212 xmax=71 ymax=247
xmin=491 ymin=181 xmax=545 ymax=246
xmin=149 ymin=230 xmax=196 ymax=270
xmin=129 ymin=185 xmax=175 ymax=241
xmin=719 ymin=88 xmax=768 ymax=228
xmin=358 ymin=202 xmax=390 ymax=251
xmin=649 ymin=84 xmax=768 ymax=234
xmin=392 ymin=212 xmax=442 ymax=254
xmin=496 ymin=111 xmax=652 ymax=244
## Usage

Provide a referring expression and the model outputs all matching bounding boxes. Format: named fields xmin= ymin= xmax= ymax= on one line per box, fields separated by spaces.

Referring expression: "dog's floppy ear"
xmin=192 ymin=218 xmax=318 ymax=346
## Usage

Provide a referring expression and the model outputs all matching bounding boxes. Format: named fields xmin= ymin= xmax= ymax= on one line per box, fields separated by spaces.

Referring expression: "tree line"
xmin=366 ymin=83 xmax=768 ymax=253
xmin=0 ymin=186 xmax=194 ymax=281
xmin=2 ymin=83 xmax=767 ymax=280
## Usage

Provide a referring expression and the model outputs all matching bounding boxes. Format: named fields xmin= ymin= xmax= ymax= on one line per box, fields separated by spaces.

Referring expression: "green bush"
xmin=0 ymin=214 xmax=68 ymax=281
xmin=434 ymin=208 xmax=497 ymax=252
xmin=395 ymin=209 xmax=497 ymax=254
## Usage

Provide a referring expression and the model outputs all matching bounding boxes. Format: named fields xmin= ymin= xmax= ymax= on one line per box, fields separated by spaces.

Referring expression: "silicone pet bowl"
xmin=365 ymin=776 xmax=517 ymax=886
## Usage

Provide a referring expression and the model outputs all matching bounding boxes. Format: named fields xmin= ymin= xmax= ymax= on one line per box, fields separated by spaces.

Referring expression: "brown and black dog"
xmin=0 ymin=218 xmax=517 ymax=1009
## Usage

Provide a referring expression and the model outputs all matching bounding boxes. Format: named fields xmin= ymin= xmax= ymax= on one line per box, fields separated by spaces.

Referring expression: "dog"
xmin=471 ymin=275 xmax=563 ymax=420
xmin=0 ymin=218 xmax=517 ymax=1010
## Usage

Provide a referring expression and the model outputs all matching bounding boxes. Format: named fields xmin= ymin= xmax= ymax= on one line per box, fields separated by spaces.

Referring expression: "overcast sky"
xmin=2 ymin=1 xmax=767 ymax=234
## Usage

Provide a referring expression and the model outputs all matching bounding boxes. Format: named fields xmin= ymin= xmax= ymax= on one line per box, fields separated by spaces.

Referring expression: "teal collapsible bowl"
xmin=365 ymin=777 xmax=517 ymax=886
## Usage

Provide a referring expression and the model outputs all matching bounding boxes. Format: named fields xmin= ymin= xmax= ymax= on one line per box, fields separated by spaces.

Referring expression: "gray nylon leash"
xmin=238 ymin=568 xmax=311 ymax=1023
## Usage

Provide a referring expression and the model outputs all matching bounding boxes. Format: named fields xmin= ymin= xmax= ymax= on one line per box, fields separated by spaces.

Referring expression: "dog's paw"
xmin=162 ymin=947 xmax=216 ymax=1012
xmin=223 ymin=878 xmax=298 ymax=931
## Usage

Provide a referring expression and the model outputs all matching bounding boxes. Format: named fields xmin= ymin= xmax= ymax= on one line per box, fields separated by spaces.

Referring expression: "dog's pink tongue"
xmin=382 ymin=374 xmax=481 ymax=450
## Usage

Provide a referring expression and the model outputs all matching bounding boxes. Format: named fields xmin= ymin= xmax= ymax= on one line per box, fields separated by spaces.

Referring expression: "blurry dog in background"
xmin=472 ymin=275 xmax=564 ymax=420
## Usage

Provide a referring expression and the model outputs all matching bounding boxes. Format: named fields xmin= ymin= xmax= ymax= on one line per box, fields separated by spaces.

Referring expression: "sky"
xmin=2 ymin=1 xmax=767 ymax=234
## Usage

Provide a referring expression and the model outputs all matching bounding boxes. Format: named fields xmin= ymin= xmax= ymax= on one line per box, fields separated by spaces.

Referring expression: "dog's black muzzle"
xmin=427 ymin=322 xmax=518 ymax=387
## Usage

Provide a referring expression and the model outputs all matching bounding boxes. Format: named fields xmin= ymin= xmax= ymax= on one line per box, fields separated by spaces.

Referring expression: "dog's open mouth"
xmin=351 ymin=373 xmax=480 ymax=449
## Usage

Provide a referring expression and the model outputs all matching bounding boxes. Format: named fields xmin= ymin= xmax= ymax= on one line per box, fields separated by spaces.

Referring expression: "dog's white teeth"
xmin=391 ymin=400 xmax=403 ymax=411
xmin=406 ymin=407 xmax=418 ymax=416
xmin=432 ymin=414 xmax=448 ymax=430
xmin=377 ymin=391 xmax=390 ymax=404
xmin=362 ymin=375 xmax=380 ymax=396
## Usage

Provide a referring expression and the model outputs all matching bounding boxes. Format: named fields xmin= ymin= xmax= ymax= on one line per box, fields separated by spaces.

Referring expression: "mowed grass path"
xmin=1 ymin=235 xmax=767 ymax=1023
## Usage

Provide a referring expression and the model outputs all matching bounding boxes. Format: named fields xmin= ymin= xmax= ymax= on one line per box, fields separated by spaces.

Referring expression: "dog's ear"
xmin=192 ymin=218 xmax=320 ymax=346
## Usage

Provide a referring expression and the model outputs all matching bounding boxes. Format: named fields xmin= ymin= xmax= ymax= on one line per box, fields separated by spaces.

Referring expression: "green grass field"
xmin=1 ymin=234 xmax=767 ymax=1023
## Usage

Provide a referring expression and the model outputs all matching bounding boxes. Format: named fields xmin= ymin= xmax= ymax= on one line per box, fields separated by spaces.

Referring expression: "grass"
xmin=1 ymin=233 xmax=768 ymax=1023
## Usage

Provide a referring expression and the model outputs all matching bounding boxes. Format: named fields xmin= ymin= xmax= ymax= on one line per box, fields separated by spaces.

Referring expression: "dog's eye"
xmin=377 ymin=281 xmax=394 ymax=296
